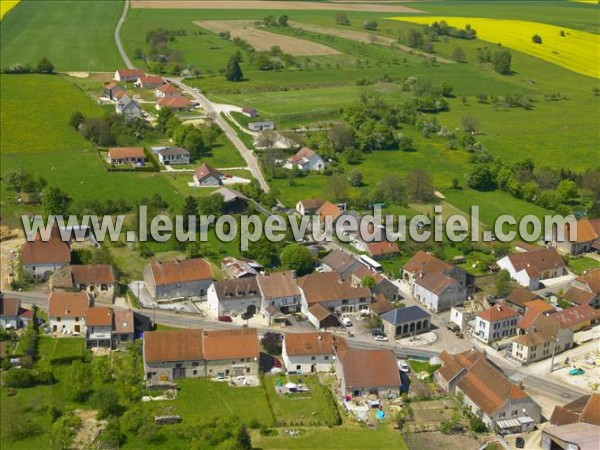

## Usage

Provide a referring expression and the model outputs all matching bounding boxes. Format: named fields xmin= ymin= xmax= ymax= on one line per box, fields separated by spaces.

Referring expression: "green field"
xmin=0 ymin=0 xmax=124 ymax=71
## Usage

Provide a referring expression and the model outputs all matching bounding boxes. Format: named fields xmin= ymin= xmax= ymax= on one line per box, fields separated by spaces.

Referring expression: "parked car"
xmin=515 ymin=437 xmax=525 ymax=448
xmin=371 ymin=329 xmax=385 ymax=337
xmin=341 ymin=317 xmax=353 ymax=327
xmin=375 ymin=335 xmax=388 ymax=342
xmin=218 ymin=315 xmax=233 ymax=322
xmin=397 ymin=360 xmax=410 ymax=373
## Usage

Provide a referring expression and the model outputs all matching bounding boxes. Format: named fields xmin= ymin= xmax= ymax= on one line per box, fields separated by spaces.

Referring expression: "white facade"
xmin=50 ymin=317 xmax=86 ymax=335
xmin=248 ymin=121 xmax=274 ymax=131
xmin=474 ymin=315 xmax=518 ymax=344
xmin=206 ymin=284 xmax=262 ymax=317
xmin=450 ymin=307 xmax=474 ymax=331
xmin=281 ymin=351 xmax=335 ymax=373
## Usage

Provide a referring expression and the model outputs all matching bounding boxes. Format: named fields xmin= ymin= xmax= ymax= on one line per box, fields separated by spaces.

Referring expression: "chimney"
xmin=496 ymin=305 xmax=502 ymax=312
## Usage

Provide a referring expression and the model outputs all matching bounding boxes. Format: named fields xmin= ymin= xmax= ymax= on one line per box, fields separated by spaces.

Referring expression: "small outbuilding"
xmin=381 ymin=306 xmax=431 ymax=339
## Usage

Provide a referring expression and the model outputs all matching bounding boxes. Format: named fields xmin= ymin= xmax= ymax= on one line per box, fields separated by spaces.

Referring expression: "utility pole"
xmin=549 ymin=337 xmax=559 ymax=373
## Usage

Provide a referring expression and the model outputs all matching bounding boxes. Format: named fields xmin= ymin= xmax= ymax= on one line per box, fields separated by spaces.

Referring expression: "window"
xmin=311 ymin=357 xmax=316 ymax=361
xmin=246 ymin=367 xmax=250 ymax=373
xmin=512 ymin=410 xmax=518 ymax=417
xmin=296 ymin=365 xmax=301 ymax=370
xmin=192 ymin=370 xmax=197 ymax=375
xmin=499 ymin=412 xmax=505 ymax=418
xmin=342 ymin=299 xmax=348 ymax=305
xmin=75 ymin=317 xmax=79 ymax=322
xmin=324 ymin=356 xmax=329 ymax=360
xmin=192 ymin=362 xmax=198 ymax=367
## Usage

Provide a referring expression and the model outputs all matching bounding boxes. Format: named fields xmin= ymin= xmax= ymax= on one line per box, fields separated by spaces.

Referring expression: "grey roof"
xmin=214 ymin=278 xmax=260 ymax=301
xmin=212 ymin=187 xmax=248 ymax=203
xmin=321 ymin=250 xmax=360 ymax=277
xmin=381 ymin=306 xmax=431 ymax=325
xmin=158 ymin=146 xmax=189 ymax=156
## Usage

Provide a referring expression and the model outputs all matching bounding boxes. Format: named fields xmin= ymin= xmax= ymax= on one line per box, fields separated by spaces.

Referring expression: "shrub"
xmin=532 ymin=34 xmax=543 ymax=44
xmin=4 ymin=368 xmax=36 ymax=388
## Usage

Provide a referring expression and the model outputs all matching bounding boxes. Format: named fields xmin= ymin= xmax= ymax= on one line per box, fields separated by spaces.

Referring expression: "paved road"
xmin=114 ymin=0 xmax=132 ymax=69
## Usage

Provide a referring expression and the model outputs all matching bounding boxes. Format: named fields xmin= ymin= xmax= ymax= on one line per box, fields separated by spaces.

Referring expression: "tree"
xmin=36 ymin=57 xmax=54 ymax=74
xmin=377 ymin=175 xmax=405 ymax=204
xmin=325 ymin=175 xmax=349 ymax=202
xmin=461 ymin=115 xmax=480 ymax=134
xmin=327 ymin=122 xmax=355 ymax=152
xmin=363 ymin=20 xmax=378 ymax=31
xmin=235 ymin=424 xmax=252 ymax=450
xmin=225 ymin=55 xmax=244 ymax=82
xmin=91 ymin=386 xmax=121 ymax=419
xmin=347 ymin=169 xmax=363 ymax=187
xmin=198 ymin=193 xmax=225 ymax=215
xmin=98 ymin=417 xmax=124 ymax=448
xmin=492 ymin=50 xmax=512 ymax=75
xmin=532 ymin=34 xmax=543 ymax=44
xmin=69 ymin=111 xmax=85 ymax=130
xmin=280 ymin=243 xmax=314 ymax=276
xmin=278 ymin=15 xmax=289 ymax=27
xmin=42 ymin=185 xmax=70 ymax=216
xmin=452 ymin=47 xmax=466 ymax=62
xmin=362 ymin=276 xmax=376 ymax=290
xmin=335 ymin=12 xmax=350 ymax=25
xmin=156 ymin=107 xmax=175 ymax=133
xmin=261 ymin=332 xmax=283 ymax=355
xmin=466 ymin=165 xmax=497 ymax=191
xmin=406 ymin=169 xmax=435 ymax=203
xmin=183 ymin=128 xmax=205 ymax=159
xmin=182 ymin=196 xmax=198 ymax=232
xmin=67 ymin=360 xmax=93 ymax=402
xmin=495 ymin=269 xmax=513 ymax=298
xmin=557 ymin=179 xmax=579 ymax=203
xmin=406 ymin=29 xmax=423 ymax=49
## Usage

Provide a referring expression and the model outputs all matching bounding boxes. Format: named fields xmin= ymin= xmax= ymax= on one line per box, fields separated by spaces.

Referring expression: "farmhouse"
xmin=241 ymin=107 xmax=258 ymax=117
xmin=114 ymin=68 xmax=145 ymax=82
xmin=362 ymin=240 xmax=400 ymax=260
xmin=284 ymin=147 xmax=325 ymax=171
xmin=155 ymin=83 xmax=181 ymax=98
xmin=134 ymin=75 xmax=164 ymax=89
xmin=143 ymin=328 xmax=260 ymax=381
xmin=143 ymin=258 xmax=213 ymax=301
xmin=550 ymin=393 xmax=600 ymax=427
xmin=48 ymin=291 xmax=92 ymax=335
xmin=221 ymin=257 xmax=262 ymax=279
xmin=21 ymin=228 xmax=70 ymax=281
xmin=321 ymin=249 xmax=361 ymax=277
xmin=103 ymin=82 xmax=124 ymax=101
xmin=107 ymin=147 xmax=145 ymax=166
xmin=207 ymin=278 xmax=262 ymax=318
xmin=113 ymin=310 xmax=136 ymax=348
xmin=497 ymin=248 xmax=565 ymax=290
xmin=306 ymin=303 xmax=341 ymax=329
xmin=349 ymin=265 xmax=401 ymax=301
xmin=473 ymin=304 xmax=519 ymax=344
xmin=297 ymin=272 xmax=371 ymax=315
xmin=504 ymin=287 xmax=542 ymax=314
xmin=403 ymin=251 xmax=468 ymax=313
xmin=156 ymin=96 xmax=192 ymax=112
xmin=316 ymin=201 xmax=343 ymax=227
xmin=336 ymin=349 xmax=401 ymax=398
xmin=257 ymin=270 xmax=301 ymax=318
xmin=115 ymin=95 xmax=142 ymax=118
xmin=193 ymin=163 xmax=223 ymax=187
xmin=248 ymin=121 xmax=274 ymax=132
xmin=296 ymin=198 xmax=324 ymax=216
xmin=381 ymin=306 xmax=431 ymax=339
xmin=435 ymin=349 xmax=541 ymax=431
xmin=512 ymin=314 xmax=573 ymax=365
xmin=549 ymin=304 xmax=600 ymax=331
xmin=156 ymin=146 xmax=190 ymax=165
xmin=561 ymin=269 xmax=600 ymax=309
xmin=282 ymin=332 xmax=346 ymax=373
xmin=0 ymin=297 xmax=31 ymax=330
xmin=51 ymin=264 xmax=115 ymax=303
xmin=85 ymin=306 xmax=114 ymax=348
xmin=553 ymin=218 xmax=600 ymax=255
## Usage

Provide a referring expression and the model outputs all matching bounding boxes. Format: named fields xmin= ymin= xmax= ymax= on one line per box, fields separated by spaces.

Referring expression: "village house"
xmin=496 ymin=248 xmax=566 ymax=290
xmin=21 ymin=228 xmax=70 ymax=281
xmin=550 ymin=393 xmax=600 ymax=427
xmin=349 ymin=264 xmax=401 ymax=301
xmin=248 ymin=121 xmax=274 ymax=132
xmin=549 ymin=304 xmax=600 ymax=332
xmin=403 ymin=251 xmax=468 ymax=313
xmin=221 ymin=257 xmax=262 ymax=279
xmin=113 ymin=310 xmax=136 ymax=348
xmin=512 ymin=314 xmax=573 ymax=365
xmin=107 ymin=147 xmax=145 ymax=166
xmin=284 ymin=147 xmax=325 ymax=171
xmin=449 ymin=304 xmax=476 ymax=332
xmin=257 ymin=270 xmax=301 ymax=320
xmin=155 ymin=83 xmax=181 ymax=98
xmin=561 ymin=269 xmax=600 ymax=309
xmin=435 ymin=349 xmax=541 ymax=432
xmin=517 ymin=299 xmax=556 ymax=333
xmin=156 ymin=95 xmax=192 ymax=112
xmin=306 ymin=303 xmax=342 ymax=329
xmin=474 ymin=304 xmax=520 ymax=344
xmin=369 ymin=293 xmax=395 ymax=316
xmin=50 ymin=264 xmax=116 ymax=303
xmin=552 ymin=218 xmax=600 ymax=255
xmin=360 ymin=240 xmax=400 ymax=260
xmin=241 ymin=107 xmax=258 ymax=117
xmin=134 ymin=75 xmax=164 ymax=89
xmin=297 ymin=272 xmax=371 ymax=316
xmin=114 ymin=68 xmax=145 ymax=82
xmin=317 ymin=201 xmax=344 ymax=229
xmin=0 ymin=297 xmax=31 ymax=329
xmin=103 ymin=82 xmax=125 ymax=101
xmin=85 ymin=306 xmax=114 ymax=348
xmin=207 ymin=278 xmax=262 ymax=318
xmin=115 ymin=95 xmax=142 ymax=119
xmin=156 ymin=146 xmax=190 ymax=165
xmin=143 ymin=258 xmax=213 ymax=301
xmin=504 ymin=287 xmax=543 ymax=314
xmin=193 ymin=163 xmax=223 ymax=187
xmin=321 ymin=249 xmax=361 ymax=277
xmin=296 ymin=198 xmax=325 ymax=216
xmin=143 ymin=328 xmax=260 ymax=381
xmin=48 ymin=291 xmax=92 ymax=335
xmin=381 ymin=306 xmax=431 ymax=339
xmin=544 ymin=394 xmax=600 ymax=450
xmin=336 ymin=349 xmax=401 ymax=398
xmin=282 ymin=332 xmax=346 ymax=373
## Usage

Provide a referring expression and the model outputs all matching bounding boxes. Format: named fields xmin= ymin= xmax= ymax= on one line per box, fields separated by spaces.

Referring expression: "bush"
xmin=532 ymin=34 xmax=543 ymax=44
xmin=4 ymin=368 xmax=36 ymax=388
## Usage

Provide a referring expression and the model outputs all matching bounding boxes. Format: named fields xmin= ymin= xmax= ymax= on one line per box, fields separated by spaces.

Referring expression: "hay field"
xmin=131 ymin=0 xmax=423 ymax=13
xmin=0 ymin=0 xmax=19 ymax=19
xmin=195 ymin=20 xmax=341 ymax=55
xmin=391 ymin=16 xmax=600 ymax=79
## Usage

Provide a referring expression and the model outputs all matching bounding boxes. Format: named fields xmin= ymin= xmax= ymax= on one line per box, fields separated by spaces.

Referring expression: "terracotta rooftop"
xmin=476 ymin=304 xmax=519 ymax=322
xmin=194 ymin=163 xmax=222 ymax=182
xmin=322 ymin=249 xmax=360 ymax=275
xmin=415 ymin=271 xmax=458 ymax=295
xmin=71 ymin=264 xmax=115 ymax=285
xmin=144 ymin=329 xmax=204 ymax=363
xmin=550 ymin=304 xmax=600 ymax=329
xmin=113 ymin=310 xmax=135 ymax=334
xmin=317 ymin=201 xmax=343 ymax=223
xmin=298 ymin=198 xmax=324 ymax=211
xmin=551 ymin=394 xmax=600 ymax=428
xmin=0 ymin=297 xmax=20 ymax=317
xmin=117 ymin=68 xmax=144 ymax=77
xmin=338 ymin=349 xmax=401 ymax=389
xmin=307 ymin=303 xmax=337 ymax=322
xmin=158 ymin=96 xmax=191 ymax=108
xmin=370 ymin=293 xmax=395 ymax=315
xmin=403 ymin=250 xmax=452 ymax=274
xmin=21 ymin=234 xmax=70 ymax=265
xmin=367 ymin=240 xmax=399 ymax=257
xmin=505 ymin=248 xmax=564 ymax=275
xmin=214 ymin=277 xmax=261 ymax=301
xmin=283 ymin=332 xmax=336 ymax=356
xmin=137 ymin=75 xmax=163 ymax=84
xmin=288 ymin=147 xmax=317 ymax=163
xmin=48 ymin=291 xmax=91 ymax=318
xmin=148 ymin=258 xmax=213 ymax=286
xmin=85 ymin=306 xmax=114 ymax=327
xmin=202 ymin=328 xmax=259 ymax=361
xmin=108 ymin=147 xmax=144 ymax=160
xmin=562 ymin=270 xmax=600 ymax=306
xmin=505 ymin=287 xmax=542 ymax=309
xmin=437 ymin=349 xmax=484 ymax=384
xmin=257 ymin=270 xmax=300 ymax=300
xmin=156 ymin=83 xmax=180 ymax=93
xmin=297 ymin=272 xmax=370 ymax=305
xmin=561 ymin=218 xmax=600 ymax=243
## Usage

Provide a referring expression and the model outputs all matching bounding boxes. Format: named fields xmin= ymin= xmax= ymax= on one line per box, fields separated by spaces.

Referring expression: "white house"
xmin=207 ymin=278 xmax=262 ymax=318
xmin=474 ymin=304 xmax=519 ymax=344
xmin=48 ymin=291 xmax=92 ymax=335
xmin=295 ymin=198 xmax=324 ymax=216
xmin=134 ymin=75 xmax=164 ymax=89
xmin=0 ymin=297 xmax=31 ymax=329
xmin=21 ymin=228 xmax=71 ymax=281
xmin=284 ymin=147 xmax=325 ymax=171
xmin=497 ymin=248 xmax=565 ymax=290
xmin=297 ymin=272 xmax=371 ymax=316
xmin=193 ymin=163 xmax=223 ymax=187
xmin=248 ymin=121 xmax=274 ymax=132
xmin=114 ymin=68 xmax=145 ymax=82
xmin=157 ymin=147 xmax=190 ymax=165
xmin=107 ymin=147 xmax=145 ymax=166
xmin=257 ymin=270 xmax=301 ymax=316
xmin=282 ymin=332 xmax=342 ymax=373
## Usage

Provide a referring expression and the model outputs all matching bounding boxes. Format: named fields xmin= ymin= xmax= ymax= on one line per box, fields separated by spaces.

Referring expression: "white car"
xmin=397 ymin=360 xmax=410 ymax=373
xmin=341 ymin=317 xmax=353 ymax=327
xmin=375 ymin=335 xmax=388 ymax=342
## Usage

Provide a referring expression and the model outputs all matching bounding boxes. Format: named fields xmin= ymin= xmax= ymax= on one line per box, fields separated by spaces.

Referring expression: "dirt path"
xmin=131 ymin=0 xmax=424 ymax=13
xmin=0 ymin=227 xmax=24 ymax=290
xmin=289 ymin=21 xmax=454 ymax=64
xmin=72 ymin=410 xmax=106 ymax=448
xmin=195 ymin=20 xmax=341 ymax=55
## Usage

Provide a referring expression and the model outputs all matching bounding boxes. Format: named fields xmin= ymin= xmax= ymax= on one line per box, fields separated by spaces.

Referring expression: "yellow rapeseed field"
xmin=390 ymin=16 xmax=600 ymax=79
xmin=1 ymin=0 xmax=20 ymax=20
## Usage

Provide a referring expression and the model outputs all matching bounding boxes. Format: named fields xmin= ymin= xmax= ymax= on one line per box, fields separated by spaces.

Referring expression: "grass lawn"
xmin=565 ymin=256 xmax=600 ymax=275
xmin=264 ymin=374 xmax=340 ymax=427
xmin=0 ymin=0 xmax=124 ymax=71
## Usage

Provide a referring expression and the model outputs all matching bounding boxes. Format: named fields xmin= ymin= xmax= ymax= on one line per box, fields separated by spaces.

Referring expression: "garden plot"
xmin=195 ymin=20 xmax=341 ymax=55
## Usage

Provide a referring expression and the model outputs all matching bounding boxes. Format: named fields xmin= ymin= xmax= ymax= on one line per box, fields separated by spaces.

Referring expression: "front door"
xmin=74 ymin=325 xmax=80 ymax=333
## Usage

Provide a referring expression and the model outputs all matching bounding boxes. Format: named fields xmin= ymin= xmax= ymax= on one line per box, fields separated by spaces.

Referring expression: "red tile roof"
xmin=505 ymin=248 xmax=564 ymax=274
xmin=194 ymin=163 xmax=222 ymax=182
xmin=0 ymin=297 xmax=20 ymax=317
xmin=505 ymin=287 xmax=542 ymax=309
xmin=367 ymin=240 xmax=399 ymax=257
xmin=48 ymin=292 xmax=91 ymax=318
xmin=202 ymin=328 xmax=259 ymax=361
xmin=563 ymin=218 xmax=600 ymax=243
xmin=85 ymin=306 xmax=114 ymax=327
xmin=298 ymin=198 xmax=324 ymax=211
xmin=158 ymin=96 xmax=191 ymax=108
xmin=113 ymin=310 xmax=134 ymax=334
xmin=284 ymin=332 xmax=336 ymax=356
xmin=317 ymin=201 xmax=343 ymax=223
xmin=71 ymin=265 xmax=115 ymax=285
xmin=403 ymin=250 xmax=452 ymax=274
xmin=108 ymin=147 xmax=144 ymax=160
xmin=338 ymin=349 xmax=400 ymax=389
xmin=551 ymin=394 xmax=600 ymax=426
xmin=117 ymin=68 xmax=145 ymax=78
xmin=550 ymin=304 xmax=600 ymax=329
xmin=144 ymin=329 xmax=204 ymax=363
xmin=21 ymin=236 xmax=70 ymax=265
xmin=148 ymin=258 xmax=213 ymax=286
xmin=156 ymin=83 xmax=180 ymax=93
xmin=476 ymin=304 xmax=519 ymax=322
xmin=257 ymin=270 xmax=300 ymax=300
xmin=297 ymin=272 xmax=370 ymax=305
xmin=137 ymin=75 xmax=163 ymax=85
